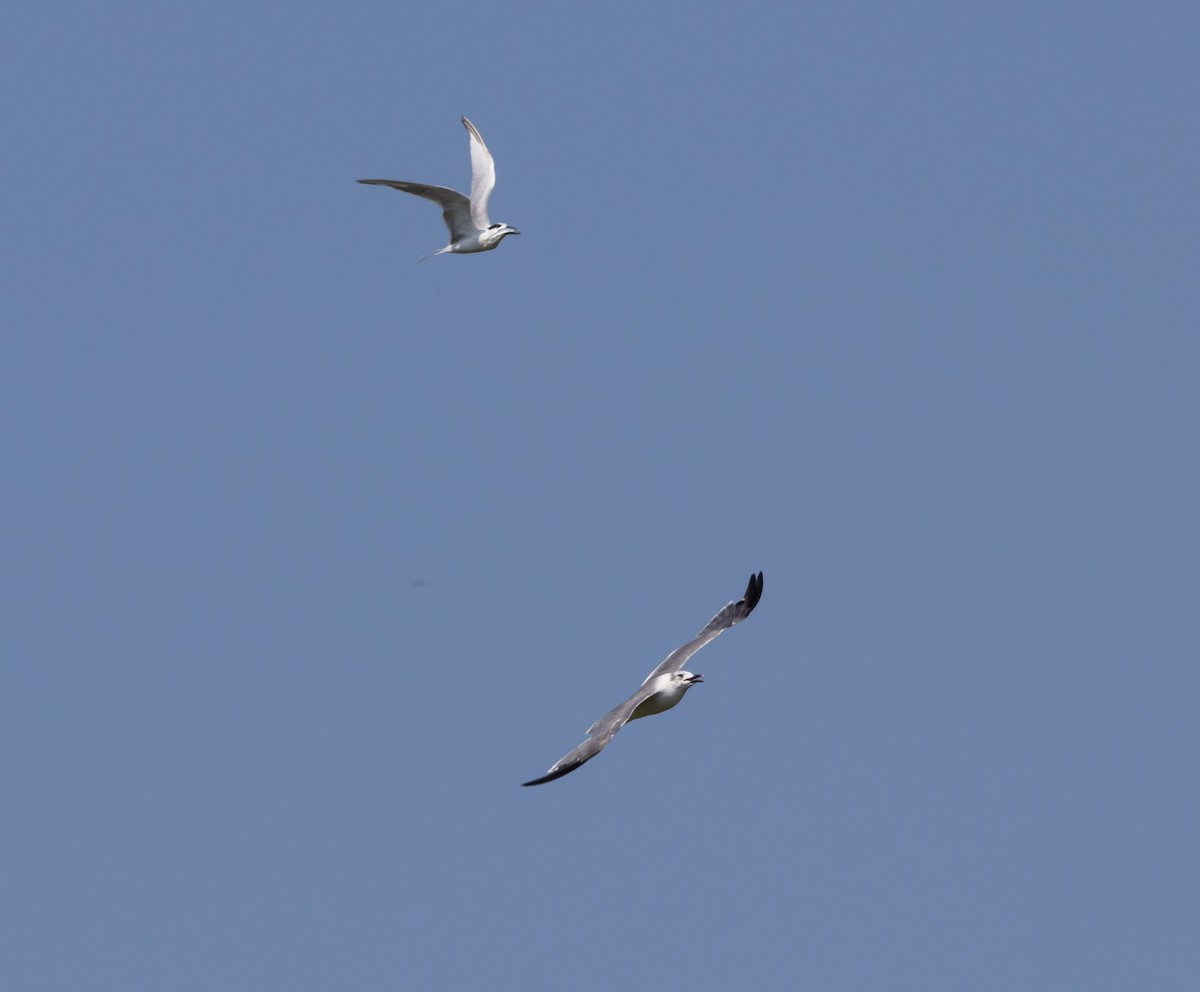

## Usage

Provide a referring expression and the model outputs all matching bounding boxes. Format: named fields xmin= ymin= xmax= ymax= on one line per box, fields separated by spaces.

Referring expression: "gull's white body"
xmin=522 ymin=572 xmax=764 ymax=786
xmin=358 ymin=116 xmax=519 ymax=259
xmin=628 ymin=672 xmax=698 ymax=720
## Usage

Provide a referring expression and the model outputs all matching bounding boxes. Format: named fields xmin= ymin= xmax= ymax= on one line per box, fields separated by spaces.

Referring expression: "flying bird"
xmin=522 ymin=572 xmax=764 ymax=787
xmin=358 ymin=116 xmax=520 ymax=259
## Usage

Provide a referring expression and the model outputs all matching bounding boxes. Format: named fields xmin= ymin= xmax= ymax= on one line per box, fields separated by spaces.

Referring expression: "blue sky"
xmin=3 ymin=2 xmax=1198 ymax=989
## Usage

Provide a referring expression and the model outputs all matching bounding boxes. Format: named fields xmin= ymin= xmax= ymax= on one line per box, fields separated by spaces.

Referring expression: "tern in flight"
xmin=358 ymin=116 xmax=520 ymax=259
xmin=522 ymin=572 xmax=764 ymax=786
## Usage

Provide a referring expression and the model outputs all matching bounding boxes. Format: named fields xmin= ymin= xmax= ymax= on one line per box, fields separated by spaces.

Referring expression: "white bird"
xmin=522 ymin=572 xmax=764 ymax=786
xmin=358 ymin=116 xmax=520 ymax=259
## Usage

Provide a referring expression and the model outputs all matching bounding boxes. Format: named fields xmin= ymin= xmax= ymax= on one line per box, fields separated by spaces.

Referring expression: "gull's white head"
xmin=631 ymin=669 xmax=704 ymax=721
xmin=652 ymin=670 xmax=702 ymax=695
xmin=482 ymin=222 xmax=520 ymax=249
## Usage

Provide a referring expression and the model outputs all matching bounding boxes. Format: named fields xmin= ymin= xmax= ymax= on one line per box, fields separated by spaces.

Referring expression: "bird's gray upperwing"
xmin=460 ymin=117 xmax=496 ymax=231
xmin=356 ymin=179 xmax=475 ymax=242
xmin=641 ymin=571 xmax=764 ymax=686
xmin=521 ymin=683 xmax=658 ymax=787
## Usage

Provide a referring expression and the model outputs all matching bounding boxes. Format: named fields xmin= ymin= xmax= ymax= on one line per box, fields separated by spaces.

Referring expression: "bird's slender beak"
xmin=687 ymin=673 xmax=704 ymax=684
xmin=510 ymin=229 xmax=521 ymax=235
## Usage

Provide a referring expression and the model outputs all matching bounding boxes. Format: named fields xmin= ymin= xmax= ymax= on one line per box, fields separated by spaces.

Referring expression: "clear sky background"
xmin=3 ymin=2 xmax=1197 ymax=989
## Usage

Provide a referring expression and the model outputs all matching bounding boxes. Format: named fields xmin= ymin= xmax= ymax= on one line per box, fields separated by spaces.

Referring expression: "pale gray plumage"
xmin=522 ymin=572 xmax=764 ymax=786
xmin=358 ymin=116 xmax=519 ymax=258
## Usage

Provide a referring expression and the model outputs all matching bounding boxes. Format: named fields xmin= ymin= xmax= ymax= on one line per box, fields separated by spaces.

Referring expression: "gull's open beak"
xmin=687 ymin=673 xmax=704 ymax=684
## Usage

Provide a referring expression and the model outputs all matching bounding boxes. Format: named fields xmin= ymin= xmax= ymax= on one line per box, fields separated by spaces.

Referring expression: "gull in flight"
xmin=357 ymin=116 xmax=520 ymax=259
xmin=522 ymin=572 xmax=764 ymax=786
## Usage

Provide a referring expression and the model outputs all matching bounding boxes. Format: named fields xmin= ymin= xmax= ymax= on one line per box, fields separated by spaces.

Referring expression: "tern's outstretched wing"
xmin=521 ymin=683 xmax=659 ymax=787
xmin=641 ymin=572 xmax=763 ymax=685
xmin=356 ymin=179 xmax=475 ymax=243
xmin=460 ymin=117 xmax=496 ymax=231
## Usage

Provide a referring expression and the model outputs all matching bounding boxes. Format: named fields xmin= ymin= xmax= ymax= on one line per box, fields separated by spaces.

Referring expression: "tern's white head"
xmin=482 ymin=223 xmax=520 ymax=248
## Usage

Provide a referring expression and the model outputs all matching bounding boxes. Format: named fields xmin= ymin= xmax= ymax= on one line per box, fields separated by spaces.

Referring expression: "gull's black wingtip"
xmin=522 ymin=766 xmax=573 ymax=787
xmin=743 ymin=571 xmax=764 ymax=614
xmin=522 ymin=758 xmax=587 ymax=787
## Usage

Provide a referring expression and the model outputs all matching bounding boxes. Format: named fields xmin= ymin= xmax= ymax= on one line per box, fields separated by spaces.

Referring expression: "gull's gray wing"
xmin=521 ymin=682 xmax=659 ymax=787
xmin=460 ymin=117 xmax=496 ymax=230
xmin=356 ymin=179 xmax=475 ymax=242
xmin=641 ymin=572 xmax=764 ymax=686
